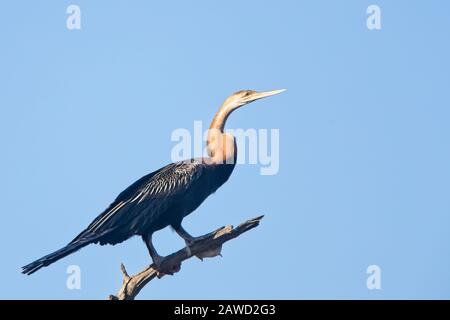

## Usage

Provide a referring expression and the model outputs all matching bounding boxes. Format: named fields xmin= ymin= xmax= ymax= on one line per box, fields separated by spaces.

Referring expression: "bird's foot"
xmin=184 ymin=234 xmax=210 ymax=247
xmin=184 ymin=241 xmax=223 ymax=261
xmin=184 ymin=234 xmax=212 ymax=258
xmin=182 ymin=228 xmax=228 ymax=260
xmin=195 ymin=245 xmax=223 ymax=261
xmin=152 ymin=256 xmax=181 ymax=278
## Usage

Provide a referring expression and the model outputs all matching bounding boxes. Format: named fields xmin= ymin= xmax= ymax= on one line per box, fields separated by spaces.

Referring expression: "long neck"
xmin=206 ymin=100 xmax=237 ymax=164
xmin=209 ymin=102 xmax=235 ymax=133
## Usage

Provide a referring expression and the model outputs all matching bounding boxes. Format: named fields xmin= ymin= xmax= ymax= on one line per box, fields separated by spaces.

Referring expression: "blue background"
xmin=1 ymin=1 xmax=449 ymax=299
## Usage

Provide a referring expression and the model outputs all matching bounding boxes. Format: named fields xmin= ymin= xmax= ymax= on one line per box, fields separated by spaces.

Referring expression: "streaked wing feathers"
xmin=70 ymin=161 xmax=204 ymax=244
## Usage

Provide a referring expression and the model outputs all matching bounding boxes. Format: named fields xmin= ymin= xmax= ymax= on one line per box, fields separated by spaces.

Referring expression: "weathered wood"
xmin=108 ymin=216 xmax=264 ymax=300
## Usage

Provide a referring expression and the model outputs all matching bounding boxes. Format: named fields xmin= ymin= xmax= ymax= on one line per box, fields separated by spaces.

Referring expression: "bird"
xmin=22 ymin=89 xmax=285 ymax=276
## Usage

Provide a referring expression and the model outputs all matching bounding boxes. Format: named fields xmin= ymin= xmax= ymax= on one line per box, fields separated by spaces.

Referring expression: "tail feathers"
xmin=22 ymin=240 xmax=91 ymax=275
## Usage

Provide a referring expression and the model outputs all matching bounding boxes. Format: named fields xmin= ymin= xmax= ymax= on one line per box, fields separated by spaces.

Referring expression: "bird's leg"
xmin=174 ymin=224 xmax=224 ymax=260
xmin=143 ymin=235 xmax=163 ymax=267
xmin=174 ymin=225 xmax=195 ymax=245
xmin=142 ymin=235 xmax=180 ymax=277
xmin=174 ymin=224 xmax=217 ymax=257
xmin=174 ymin=225 xmax=211 ymax=246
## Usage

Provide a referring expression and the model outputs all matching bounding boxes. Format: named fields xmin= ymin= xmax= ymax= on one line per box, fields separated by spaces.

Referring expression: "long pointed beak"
xmin=246 ymin=89 xmax=287 ymax=103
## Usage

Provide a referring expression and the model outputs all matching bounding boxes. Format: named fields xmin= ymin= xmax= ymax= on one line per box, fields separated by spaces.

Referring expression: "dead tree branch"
xmin=108 ymin=215 xmax=264 ymax=300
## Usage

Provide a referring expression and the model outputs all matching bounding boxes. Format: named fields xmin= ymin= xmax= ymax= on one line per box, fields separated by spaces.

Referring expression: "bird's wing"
xmin=70 ymin=160 xmax=205 ymax=244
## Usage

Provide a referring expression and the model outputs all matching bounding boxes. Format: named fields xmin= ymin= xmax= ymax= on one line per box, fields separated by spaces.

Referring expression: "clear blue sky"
xmin=1 ymin=1 xmax=449 ymax=299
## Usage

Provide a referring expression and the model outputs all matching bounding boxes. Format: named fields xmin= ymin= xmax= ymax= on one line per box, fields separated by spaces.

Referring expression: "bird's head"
xmin=224 ymin=89 xmax=287 ymax=110
xmin=207 ymin=89 xmax=286 ymax=164
xmin=210 ymin=89 xmax=286 ymax=132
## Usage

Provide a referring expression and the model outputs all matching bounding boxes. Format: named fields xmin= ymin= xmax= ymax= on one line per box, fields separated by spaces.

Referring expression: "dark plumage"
xmin=22 ymin=159 xmax=235 ymax=275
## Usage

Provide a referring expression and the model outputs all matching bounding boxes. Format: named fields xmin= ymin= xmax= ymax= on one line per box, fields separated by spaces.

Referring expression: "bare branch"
xmin=108 ymin=216 xmax=264 ymax=300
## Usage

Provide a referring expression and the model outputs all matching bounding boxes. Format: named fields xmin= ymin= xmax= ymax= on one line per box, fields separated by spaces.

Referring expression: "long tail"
xmin=21 ymin=240 xmax=91 ymax=275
